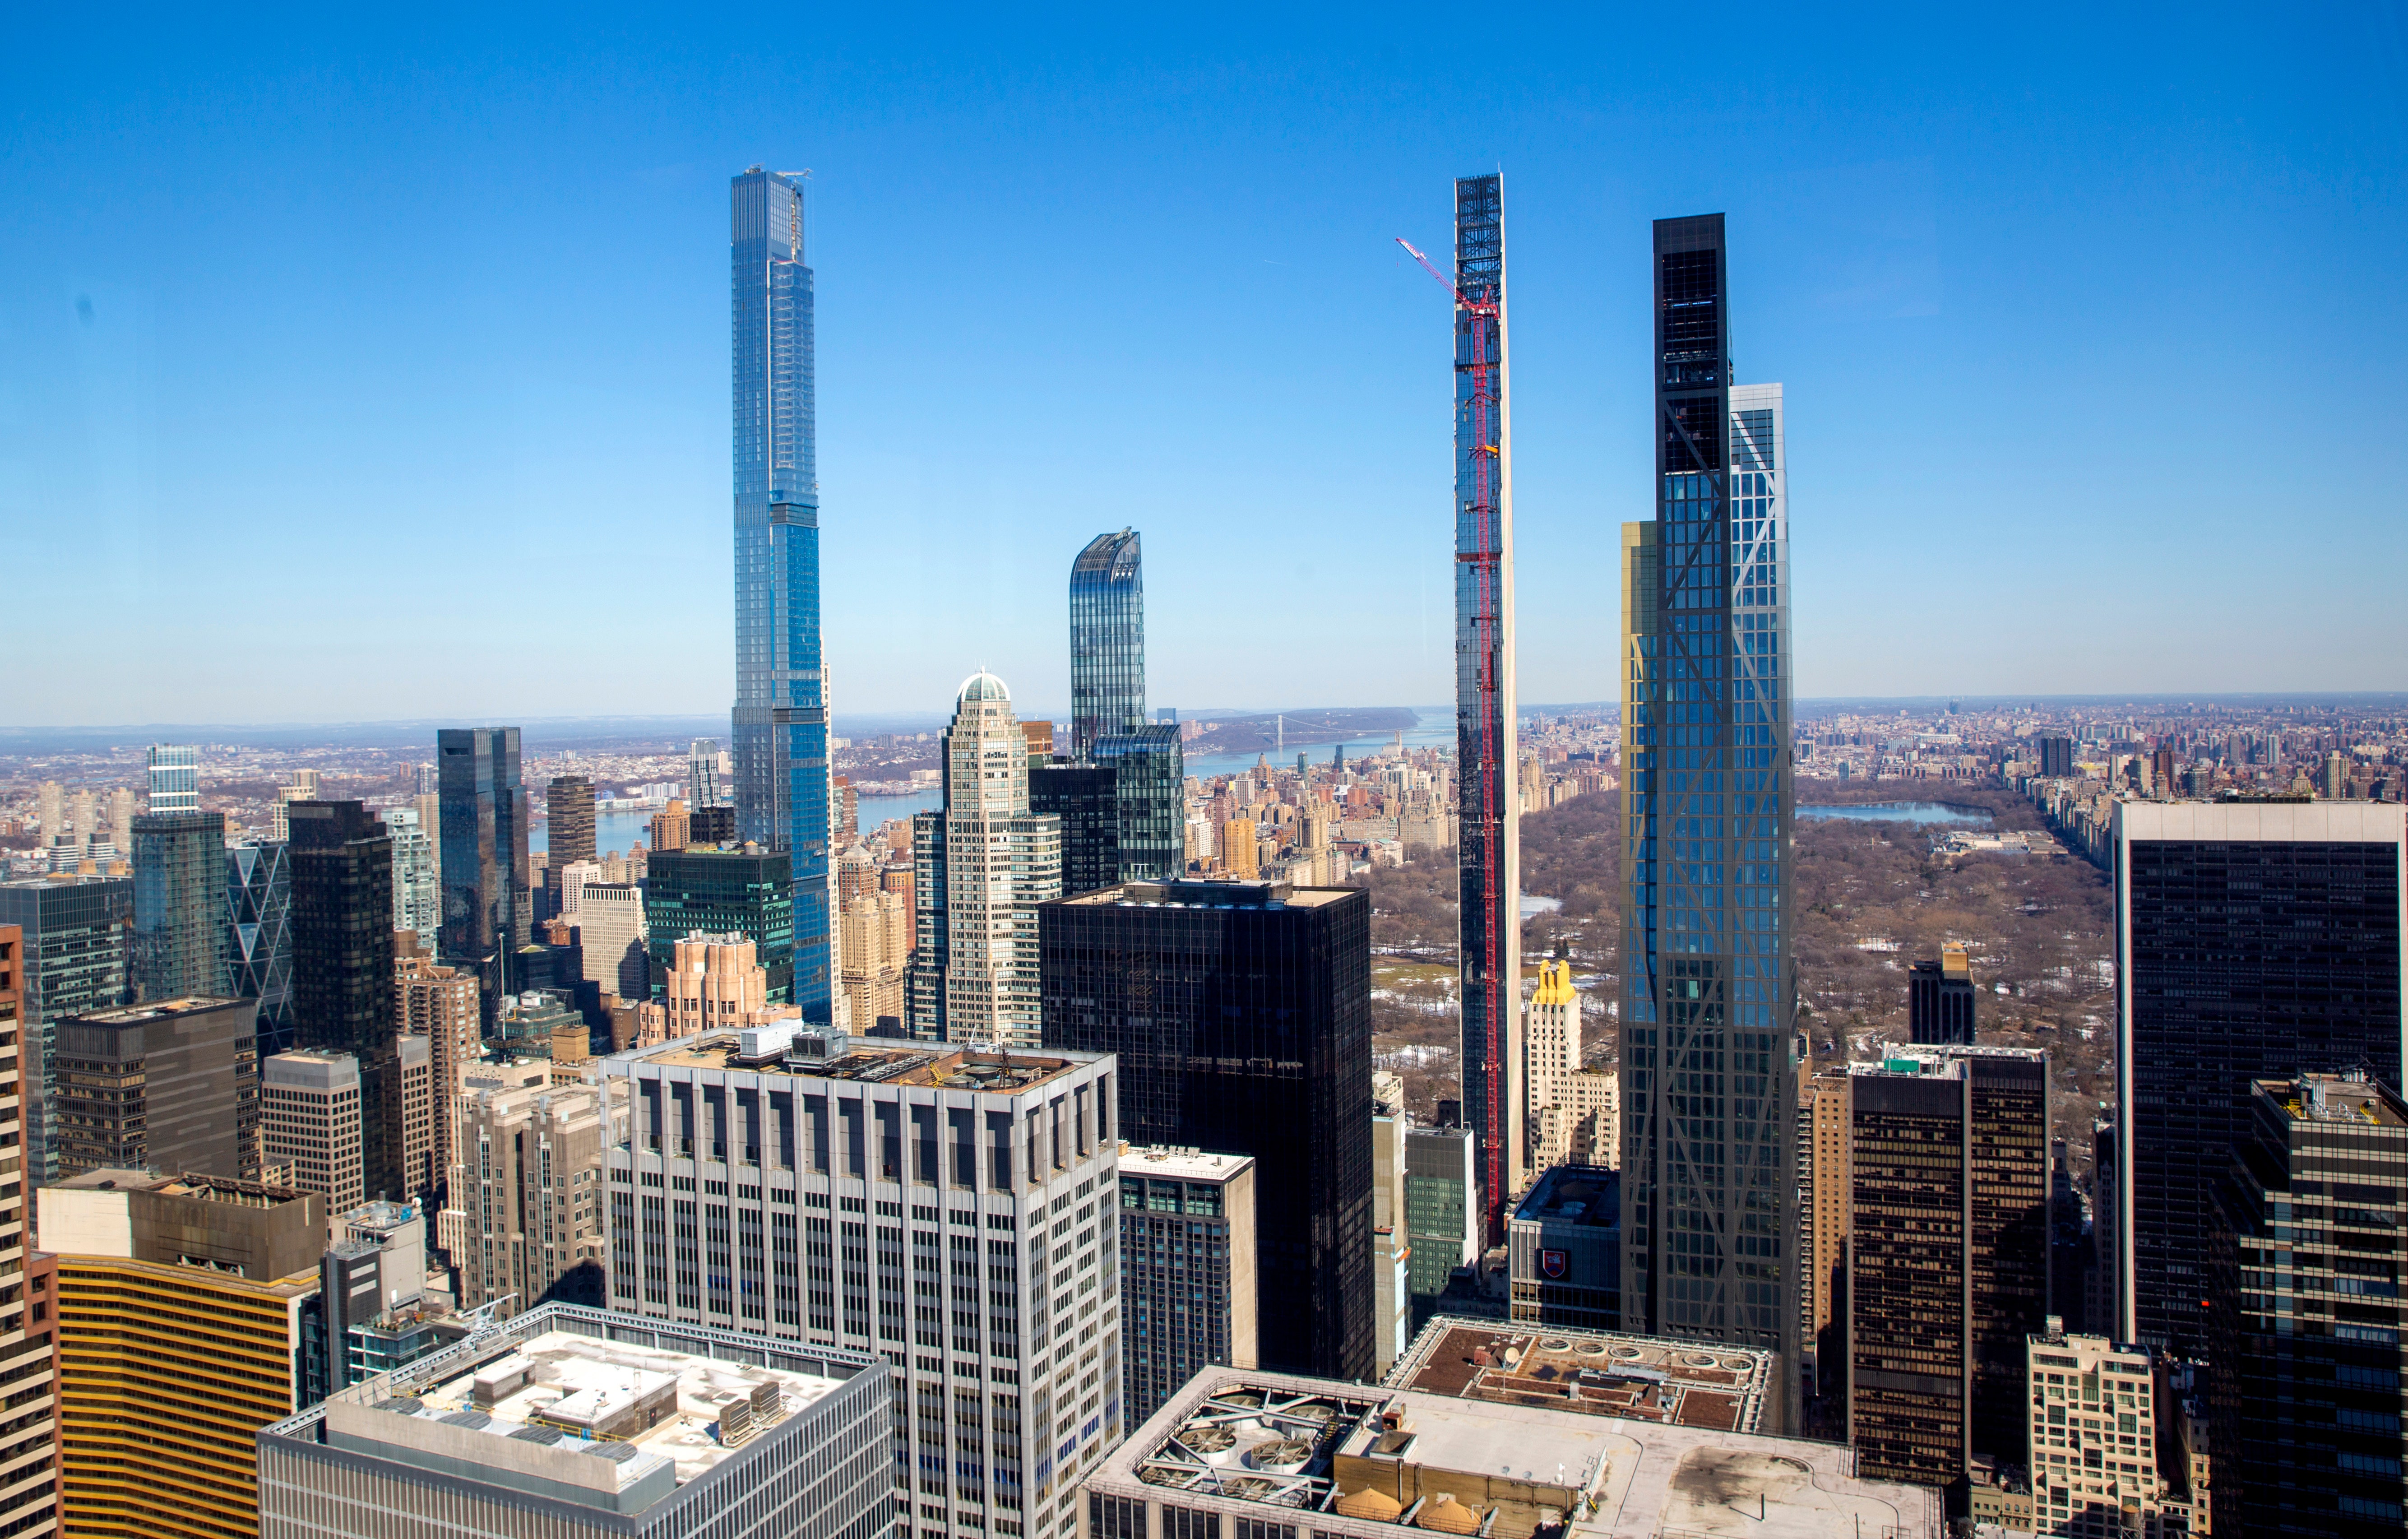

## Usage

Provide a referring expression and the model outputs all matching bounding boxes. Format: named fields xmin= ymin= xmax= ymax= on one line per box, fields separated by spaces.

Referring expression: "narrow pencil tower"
xmin=1450 ymin=172 xmax=1522 ymax=1239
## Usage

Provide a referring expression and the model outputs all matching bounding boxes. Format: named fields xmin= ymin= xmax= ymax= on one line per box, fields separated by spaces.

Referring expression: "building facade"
xmin=287 ymin=800 xmax=403 ymax=1201
xmin=53 ymin=996 xmax=259 ymax=1180
xmin=2207 ymin=1072 xmax=2405 ymax=1535
xmin=1040 ymin=879 xmax=1373 ymax=1380
xmin=1445 ymin=172 xmax=1523 ymax=1243
xmin=450 ymin=1075 xmax=619 ymax=1313
xmin=376 ymin=805 xmax=439 ymax=952
xmin=1091 ymin=727 xmax=1185 ymax=884
xmin=1117 ymin=1146 xmax=1257 ymax=1424
xmin=396 ymin=951 xmax=481 ymax=1200
xmin=646 ymin=848 xmax=794 ymax=1006
xmin=1908 ymin=946 xmax=1977 ymax=1045
xmin=437 ymin=725 xmax=530 ymax=1024
xmin=654 ymin=932 xmax=774 ymax=1043
xmin=0 ymin=875 xmax=132 ymax=1182
xmin=576 ymin=880 xmax=650 ymax=1004
xmin=2113 ymin=798 xmax=2405 ymax=1352
xmin=0 ymin=926 xmax=56 ymax=1539
xmin=2024 ymin=1328 xmax=2192 ymax=1536
xmin=261 ymin=1048 xmax=365 ymax=1216
xmin=1506 ymin=1165 xmax=1618 ymax=1330
xmin=605 ymin=1030 xmax=1122 ymax=1539
xmin=225 ymin=840 xmax=294 ymax=1050
xmin=936 ymin=675 xmax=1062 ymax=1049
xmin=1403 ymin=1123 xmax=1479 ymax=1329
xmin=1069 ymin=528 xmax=1146 ymax=760
xmin=1847 ymin=1044 xmax=2051 ymax=1486
xmin=1031 ymin=763 xmax=1120 ymax=897
xmin=547 ymin=774 xmax=598 ymax=869
xmin=132 ymin=808 xmax=226 ymax=1003
xmin=1620 ymin=213 xmax=1796 ymax=1388
xmin=728 ymin=165 xmax=833 ymax=1024
xmin=42 ymin=1170 xmax=323 ymax=1539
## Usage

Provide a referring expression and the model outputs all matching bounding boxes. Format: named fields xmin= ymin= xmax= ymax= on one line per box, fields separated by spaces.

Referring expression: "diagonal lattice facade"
xmin=1451 ymin=173 xmax=1522 ymax=1239
xmin=1621 ymin=214 xmax=1797 ymax=1414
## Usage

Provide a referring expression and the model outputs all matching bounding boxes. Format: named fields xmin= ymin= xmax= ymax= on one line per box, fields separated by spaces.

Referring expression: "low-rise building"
xmin=256 ymin=1303 xmax=893 ymax=1539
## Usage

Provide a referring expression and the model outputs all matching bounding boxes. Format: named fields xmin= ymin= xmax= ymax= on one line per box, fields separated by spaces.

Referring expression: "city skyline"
xmin=9 ymin=12 xmax=2407 ymax=725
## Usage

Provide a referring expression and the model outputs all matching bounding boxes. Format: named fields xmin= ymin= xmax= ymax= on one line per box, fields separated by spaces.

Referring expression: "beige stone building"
xmin=396 ymin=950 xmax=480 ymax=1187
xmin=445 ymin=1075 xmax=624 ymax=1314
xmin=262 ymin=1048 xmax=365 ymax=1220
xmin=1524 ymin=961 xmax=1617 ymax=1171
xmin=647 ymin=932 xmax=789 ymax=1047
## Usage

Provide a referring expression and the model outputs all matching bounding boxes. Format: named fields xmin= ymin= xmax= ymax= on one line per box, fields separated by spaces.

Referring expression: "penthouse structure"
xmin=1083 ymin=1352 xmax=1937 ymax=1539
xmin=258 ymin=1303 xmax=894 ymax=1539
xmin=604 ymin=1028 xmax=1122 ymax=1539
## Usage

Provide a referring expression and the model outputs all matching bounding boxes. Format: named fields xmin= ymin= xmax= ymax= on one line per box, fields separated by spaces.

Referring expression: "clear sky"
xmin=5 ymin=6 xmax=2405 ymax=728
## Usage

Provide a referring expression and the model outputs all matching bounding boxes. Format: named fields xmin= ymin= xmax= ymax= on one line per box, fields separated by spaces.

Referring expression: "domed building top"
xmin=958 ymin=671 xmax=1012 ymax=705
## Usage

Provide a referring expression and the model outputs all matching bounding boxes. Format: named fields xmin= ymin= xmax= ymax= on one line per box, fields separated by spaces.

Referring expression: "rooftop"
xmin=287 ymin=1310 xmax=872 ymax=1516
xmin=625 ymin=1030 xmax=1098 ymax=1095
xmin=1512 ymin=1168 xmax=1617 ymax=1231
xmin=1389 ymin=1318 xmax=1770 ymax=1433
xmin=2269 ymin=1073 xmax=2406 ymax=1128
xmin=1121 ymin=1145 xmax=1256 ymax=1183
xmin=1052 ymin=878 xmax=1356 ymax=911
xmin=1095 ymin=1367 xmax=1937 ymax=1539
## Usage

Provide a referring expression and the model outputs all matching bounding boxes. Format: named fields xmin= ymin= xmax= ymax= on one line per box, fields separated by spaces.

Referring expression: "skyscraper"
xmin=131 ymin=804 xmax=226 ymax=1003
xmin=375 ymin=805 xmax=438 ymax=952
xmin=1118 ymin=1146 xmax=1259 ymax=1423
xmin=53 ymin=996 xmax=260 ymax=1179
xmin=688 ymin=737 xmax=725 ymax=807
xmin=1621 ymin=214 xmax=1797 ymax=1388
xmin=644 ymin=847 xmax=795 ymax=1005
xmin=546 ymin=774 xmax=597 ymax=870
xmin=728 ymin=165 xmax=833 ymax=1024
xmin=436 ymin=725 xmax=529 ymax=1024
xmin=227 ymin=839 xmax=295 ymax=1051
xmin=1445 ymin=172 xmax=1523 ymax=1238
xmin=936 ymin=673 xmax=1061 ymax=1048
xmin=0 ymin=874 xmax=133 ymax=1182
xmin=1040 ymin=877 xmax=1373 ymax=1380
xmin=2112 ymin=798 xmax=2405 ymax=1352
xmin=1029 ymin=762 xmax=1119 ymax=895
xmin=1092 ymin=725 xmax=1185 ymax=882
xmin=2207 ymin=1072 xmax=2407 ymax=1534
xmin=287 ymin=800 xmax=403 ymax=1201
xmin=145 ymin=742 xmax=199 ymax=813
xmin=1908 ymin=946 xmax=1977 ymax=1045
xmin=1069 ymin=528 xmax=1146 ymax=760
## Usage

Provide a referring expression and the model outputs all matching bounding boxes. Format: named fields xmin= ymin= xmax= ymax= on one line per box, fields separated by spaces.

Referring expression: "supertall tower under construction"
xmin=1446 ymin=172 xmax=1522 ymax=1238
xmin=729 ymin=165 xmax=832 ymax=1020
xmin=1620 ymin=213 xmax=1797 ymax=1401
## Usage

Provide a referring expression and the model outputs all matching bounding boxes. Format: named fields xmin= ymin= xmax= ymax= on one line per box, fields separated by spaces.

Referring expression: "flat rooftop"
xmin=1389 ymin=1318 xmax=1770 ymax=1433
xmin=2272 ymin=1074 xmax=2406 ymax=1128
xmin=633 ymin=1032 xmax=1093 ymax=1094
xmin=1094 ymin=1369 xmax=1937 ymax=1539
xmin=323 ymin=1326 xmax=847 ymax=1513
xmin=1052 ymin=878 xmax=1356 ymax=910
xmin=1121 ymin=1145 xmax=1255 ymax=1183
xmin=1512 ymin=1168 xmax=1616 ymax=1230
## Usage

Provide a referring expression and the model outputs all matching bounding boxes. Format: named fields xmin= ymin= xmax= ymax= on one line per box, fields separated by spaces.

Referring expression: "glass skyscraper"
xmin=1069 ymin=528 xmax=1145 ymax=760
xmin=132 ymin=808 xmax=227 ymax=1003
xmin=226 ymin=841 xmax=293 ymax=1051
xmin=1447 ymin=173 xmax=1523 ymax=1239
xmin=437 ymin=725 xmax=528 ymax=1027
xmin=1620 ymin=214 xmax=1797 ymax=1395
xmin=729 ymin=165 xmax=832 ymax=1023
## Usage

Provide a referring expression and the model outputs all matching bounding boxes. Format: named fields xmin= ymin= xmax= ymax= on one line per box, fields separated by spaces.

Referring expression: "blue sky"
xmin=5 ymin=6 xmax=2405 ymax=727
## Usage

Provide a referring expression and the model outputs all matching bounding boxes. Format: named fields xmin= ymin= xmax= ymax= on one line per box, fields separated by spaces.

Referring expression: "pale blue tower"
xmin=729 ymin=166 xmax=831 ymax=1020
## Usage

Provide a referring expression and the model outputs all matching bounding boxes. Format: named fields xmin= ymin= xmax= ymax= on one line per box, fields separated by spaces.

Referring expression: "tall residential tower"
xmin=1447 ymin=172 xmax=1522 ymax=1238
xmin=1069 ymin=528 xmax=1145 ymax=760
xmin=1620 ymin=214 xmax=1797 ymax=1394
xmin=729 ymin=165 xmax=833 ymax=1022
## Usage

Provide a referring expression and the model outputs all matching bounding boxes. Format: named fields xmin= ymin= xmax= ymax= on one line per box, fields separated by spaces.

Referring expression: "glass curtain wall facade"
xmin=1070 ymin=529 xmax=1146 ymax=760
xmin=1449 ymin=172 xmax=1522 ymax=1242
xmin=287 ymin=801 xmax=403 ymax=1201
xmin=1092 ymin=727 xmax=1185 ymax=882
xmin=729 ymin=166 xmax=832 ymax=1023
xmin=131 ymin=809 xmax=227 ymax=1002
xmin=1030 ymin=764 xmax=1120 ymax=896
xmin=2112 ymin=800 xmax=2405 ymax=1353
xmin=227 ymin=842 xmax=293 ymax=1052
xmin=437 ymin=726 xmax=528 ymax=1027
xmin=644 ymin=848 xmax=796 ymax=1005
xmin=1621 ymin=214 xmax=1797 ymax=1398
xmin=0 ymin=875 xmax=132 ymax=1183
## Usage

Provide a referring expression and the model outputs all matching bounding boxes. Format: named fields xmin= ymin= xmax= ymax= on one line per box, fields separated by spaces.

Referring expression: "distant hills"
xmin=1181 ymin=707 xmax=1422 ymax=755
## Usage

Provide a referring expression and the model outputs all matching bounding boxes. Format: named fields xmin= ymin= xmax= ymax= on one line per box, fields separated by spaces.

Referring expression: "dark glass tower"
xmin=0 ymin=874 xmax=132 ymax=1182
xmin=1621 ymin=213 xmax=1797 ymax=1388
xmin=131 ymin=809 xmax=227 ymax=1002
xmin=2207 ymin=1072 xmax=2407 ymax=1535
xmin=644 ymin=848 xmax=796 ymax=1004
xmin=729 ymin=166 xmax=832 ymax=1023
xmin=437 ymin=725 xmax=529 ymax=1027
xmin=1030 ymin=764 xmax=1120 ymax=895
xmin=2113 ymin=799 xmax=2404 ymax=1352
xmin=1448 ymin=172 xmax=1522 ymax=1240
xmin=287 ymin=800 xmax=402 ymax=1199
xmin=547 ymin=775 xmax=597 ymax=868
xmin=1070 ymin=529 xmax=1146 ymax=760
xmin=1040 ymin=878 xmax=1374 ymax=1380
xmin=1908 ymin=948 xmax=1977 ymax=1045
